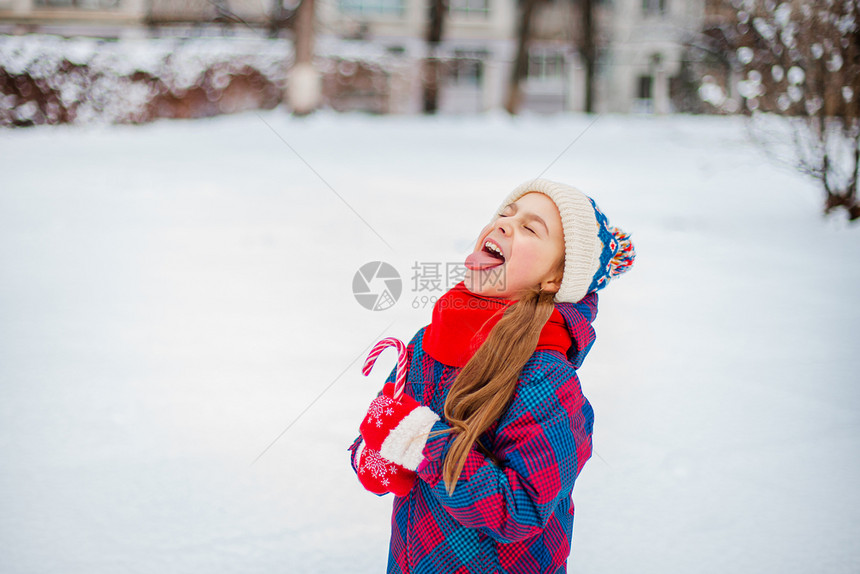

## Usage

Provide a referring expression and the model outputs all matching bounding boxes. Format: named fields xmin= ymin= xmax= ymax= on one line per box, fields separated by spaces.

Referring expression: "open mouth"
xmin=465 ymin=238 xmax=506 ymax=271
xmin=483 ymin=240 xmax=505 ymax=260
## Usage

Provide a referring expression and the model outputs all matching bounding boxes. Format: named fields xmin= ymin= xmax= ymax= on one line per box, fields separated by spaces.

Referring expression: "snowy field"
xmin=1 ymin=111 xmax=858 ymax=573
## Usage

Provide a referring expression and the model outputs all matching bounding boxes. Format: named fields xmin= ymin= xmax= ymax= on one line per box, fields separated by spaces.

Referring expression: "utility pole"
xmin=423 ymin=0 xmax=447 ymax=113
xmin=504 ymin=0 xmax=540 ymax=114
xmin=580 ymin=0 xmax=596 ymax=113
xmin=289 ymin=0 xmax=320 ymax=115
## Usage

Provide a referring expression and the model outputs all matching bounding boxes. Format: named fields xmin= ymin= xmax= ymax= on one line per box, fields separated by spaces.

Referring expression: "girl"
xmin=348 ymin=178 xmax=634 ymax=574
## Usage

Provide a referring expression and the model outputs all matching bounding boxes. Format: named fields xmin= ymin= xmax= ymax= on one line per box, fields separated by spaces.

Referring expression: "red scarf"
xmin=422 ymin=281 xmax=572 ymax=367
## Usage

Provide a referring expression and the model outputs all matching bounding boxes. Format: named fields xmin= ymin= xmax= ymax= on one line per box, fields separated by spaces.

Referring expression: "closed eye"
xmin=524 ymin=225 xmax=535 ymax=234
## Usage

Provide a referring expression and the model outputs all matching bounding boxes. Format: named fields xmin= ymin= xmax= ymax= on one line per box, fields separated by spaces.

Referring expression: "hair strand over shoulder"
xmin=434 ymin=286 xmax=557 ymax=495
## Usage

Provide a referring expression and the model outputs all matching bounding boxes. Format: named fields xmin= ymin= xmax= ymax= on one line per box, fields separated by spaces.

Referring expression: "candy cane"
xmin=362 ymin=337 xmax=408 ymax=401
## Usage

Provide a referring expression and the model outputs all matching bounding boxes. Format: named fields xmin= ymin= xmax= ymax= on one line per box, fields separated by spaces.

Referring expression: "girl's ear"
xmin=540 ymin=274 xmax=563 ymax=294
xmin=540 ymin=259 xmax=565 ymax=294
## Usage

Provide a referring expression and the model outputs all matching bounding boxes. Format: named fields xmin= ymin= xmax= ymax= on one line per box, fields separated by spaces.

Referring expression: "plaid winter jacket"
xmin=349 ymin=293 xmax=598 ymax=574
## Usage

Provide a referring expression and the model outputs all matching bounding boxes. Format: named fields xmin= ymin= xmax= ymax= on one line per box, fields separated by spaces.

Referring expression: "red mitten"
xmin=359 ymin=383 xmax=440 ymax=471
xmin=353 ymin=440 xmax=416 ymax=496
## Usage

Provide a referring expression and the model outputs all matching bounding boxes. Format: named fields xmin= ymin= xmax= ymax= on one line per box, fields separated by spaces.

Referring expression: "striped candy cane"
xmin=362 ymin=337 xmax=408 ymax=401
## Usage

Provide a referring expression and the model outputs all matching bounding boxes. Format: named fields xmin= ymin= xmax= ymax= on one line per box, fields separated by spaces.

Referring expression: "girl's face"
xmin=464 ymin=191 xmax=565 ymax=299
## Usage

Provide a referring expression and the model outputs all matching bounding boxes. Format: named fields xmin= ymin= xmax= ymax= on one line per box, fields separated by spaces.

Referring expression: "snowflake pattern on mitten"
xmin=359 ymin=448 xmax=397 ymax=484
xmin=366 ymin=395 xmax=396 ymax=428
xmin=354 ymin=442 xmax=417 ymax=496
xmin=360 ymin=385 xmax=424 ymax=452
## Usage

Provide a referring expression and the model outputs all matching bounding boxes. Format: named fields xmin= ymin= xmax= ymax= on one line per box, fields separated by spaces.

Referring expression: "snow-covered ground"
xmin=0 ymin=111 xmax=858 ymax=573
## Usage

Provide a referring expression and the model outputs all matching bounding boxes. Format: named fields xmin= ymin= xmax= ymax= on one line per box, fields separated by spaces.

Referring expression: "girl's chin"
xmin=464 ymin=271 xmax=516 ymax=298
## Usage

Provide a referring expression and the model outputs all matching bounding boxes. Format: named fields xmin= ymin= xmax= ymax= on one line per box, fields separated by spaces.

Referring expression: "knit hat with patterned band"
xmin=495 ymin=178 xmax=635 ymax=304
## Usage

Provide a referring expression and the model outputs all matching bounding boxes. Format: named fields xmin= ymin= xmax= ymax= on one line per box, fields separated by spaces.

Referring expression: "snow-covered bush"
xmin=0 ymin=34 xmax=291 ymax=126
xmin=700 ymin=1 xmax=860 ymax=220
xmin=316 ymin=38 xmax=415 ymax=114
xmin=0 ymin=34 xmax=420 ymax=126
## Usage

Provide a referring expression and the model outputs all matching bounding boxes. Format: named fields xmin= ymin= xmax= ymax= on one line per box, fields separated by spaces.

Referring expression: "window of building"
xmin=448 ymin=49 xmax=487 ymax=85
xmin=641 ymin=0 xmax=666 ymax=16
xmin=449 ymin=0 xmax=490 ymax=18
xmin=35 ymin=0 xmax=119 ymax=7
xmin=637 ymin=75 xmax=653 ymax=99
xmin=339 ymin=0 xmax=405 ymax=17
xmin=528 ymin=50 xmax=565 ymax=81
xmin=634 ymin=74 xmax=654 ymax=113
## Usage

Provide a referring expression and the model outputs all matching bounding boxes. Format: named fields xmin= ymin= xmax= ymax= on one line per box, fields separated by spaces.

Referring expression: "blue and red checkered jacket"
xmin=349 ymin=292 xmax=598 ymax=574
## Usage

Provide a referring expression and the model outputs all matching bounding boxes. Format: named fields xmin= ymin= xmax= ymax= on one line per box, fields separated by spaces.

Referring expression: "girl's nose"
xmin=497 ymin=220 xmax=511 ymax=235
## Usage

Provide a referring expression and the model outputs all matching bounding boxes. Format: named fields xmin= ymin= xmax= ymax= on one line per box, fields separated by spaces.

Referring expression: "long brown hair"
xmin=434 ymin=284 xmax=559 ymax=495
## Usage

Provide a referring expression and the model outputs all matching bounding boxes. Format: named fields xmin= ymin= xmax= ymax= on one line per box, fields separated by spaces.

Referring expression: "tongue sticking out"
xmin=465 ymin=250 xmax=505 ymax=271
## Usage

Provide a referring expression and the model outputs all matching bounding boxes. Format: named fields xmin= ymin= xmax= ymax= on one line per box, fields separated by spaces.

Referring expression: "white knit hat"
xmin=494 ymin=178 xmax=635 ymax=303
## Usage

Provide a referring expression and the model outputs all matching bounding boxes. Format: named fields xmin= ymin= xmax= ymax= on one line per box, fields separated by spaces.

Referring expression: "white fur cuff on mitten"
xmin=379 ymin=406 xmax=440 ymax=471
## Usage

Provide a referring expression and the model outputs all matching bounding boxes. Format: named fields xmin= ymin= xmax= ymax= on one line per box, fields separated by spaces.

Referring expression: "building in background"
xmin=0 ymin=0 xmax=146 ymax=37
xmin=0 ymin=0 xmax=274 ymax=37
xmin=600 ymin=0 xmax=706 ymax=114
xmin=0 ymin=0 xmax=709 ymax=115
xmin=319 ymin=0 xmax=516 ymax=113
